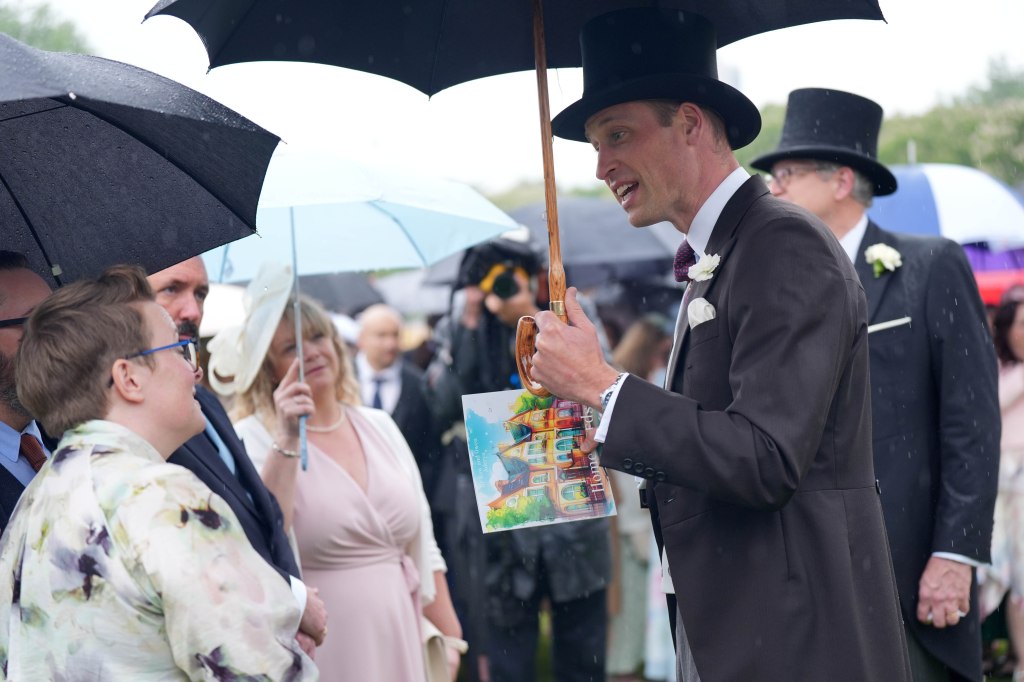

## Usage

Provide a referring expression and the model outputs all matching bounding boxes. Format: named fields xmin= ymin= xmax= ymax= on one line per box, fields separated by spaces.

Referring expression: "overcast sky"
xmin=30 ymin=0 xmax=1024 ymax=192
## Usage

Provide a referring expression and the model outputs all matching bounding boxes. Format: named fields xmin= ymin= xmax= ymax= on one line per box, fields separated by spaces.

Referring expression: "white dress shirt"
xmin=355 ymin=352 xmax=402 ymax=414
xmin=0 ymin=419 xmax=49 ymax=486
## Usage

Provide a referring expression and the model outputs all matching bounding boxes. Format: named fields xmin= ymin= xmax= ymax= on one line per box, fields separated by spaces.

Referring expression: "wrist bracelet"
xmin=272 ymin=441 xmax=300 ymax=458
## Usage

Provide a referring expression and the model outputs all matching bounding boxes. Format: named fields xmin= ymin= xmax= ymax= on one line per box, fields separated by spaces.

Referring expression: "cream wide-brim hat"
xmin=207 ymin=262 xmax=294 ymax=396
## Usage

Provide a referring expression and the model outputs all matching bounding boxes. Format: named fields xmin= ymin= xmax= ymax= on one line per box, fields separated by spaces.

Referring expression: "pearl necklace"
xmin=306 ymin=403 xmax=346 ymax=433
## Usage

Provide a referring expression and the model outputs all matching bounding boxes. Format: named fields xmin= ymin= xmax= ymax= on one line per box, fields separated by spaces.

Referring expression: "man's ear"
xmin=833 ymin=167 xmax=856 ymax=201
xmin=678 ymin=103 xmax=702 ymax=140
xmin=110 ymin=358 xmax=146 ymax=405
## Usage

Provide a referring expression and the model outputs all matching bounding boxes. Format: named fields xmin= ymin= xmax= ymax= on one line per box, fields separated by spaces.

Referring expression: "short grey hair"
xmin=814 ymin=162 xmax=875 ymax=207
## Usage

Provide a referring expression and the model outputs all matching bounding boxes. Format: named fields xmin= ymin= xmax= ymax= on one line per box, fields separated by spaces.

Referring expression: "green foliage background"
xmin=0 ymin=3 xmax=90 ymax=53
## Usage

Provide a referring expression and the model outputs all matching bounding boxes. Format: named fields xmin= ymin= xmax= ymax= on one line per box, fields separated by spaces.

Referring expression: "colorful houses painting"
xmin=462 ymin=389 xmax=616 ymax=533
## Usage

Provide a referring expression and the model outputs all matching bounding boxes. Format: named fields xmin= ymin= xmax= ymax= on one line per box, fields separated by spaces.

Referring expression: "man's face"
xmin=0 ymin=268 xmax=52 ymax=419
xmin=767 ymin=160 xmax=839 ymax=220
xmin=585 ymin=101 xmax=695 ymax=228
xmin=358 ymin=308 xmax=402 ymax=371
xmin=147 ymin=257 xmax=209 ymax=341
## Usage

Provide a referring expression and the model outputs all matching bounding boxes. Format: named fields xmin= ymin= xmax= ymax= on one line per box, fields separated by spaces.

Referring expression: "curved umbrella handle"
xmin=515 ymin=315 xmax=550 ymax=397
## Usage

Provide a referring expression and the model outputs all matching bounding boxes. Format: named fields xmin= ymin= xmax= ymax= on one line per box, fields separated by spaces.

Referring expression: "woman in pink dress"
xmin=981 ymin=297 xmax=1024 ymax=681
xmin=208 ymin=268 xmax=462 ymax=681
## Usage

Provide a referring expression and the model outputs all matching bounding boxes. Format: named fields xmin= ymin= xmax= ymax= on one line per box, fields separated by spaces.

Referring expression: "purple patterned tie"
xmin=674 ymin=240 xmax=697 ymax=283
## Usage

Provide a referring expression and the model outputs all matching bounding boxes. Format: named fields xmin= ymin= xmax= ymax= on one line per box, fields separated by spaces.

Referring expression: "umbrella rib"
xmin=366 ymin=201 xmax=430 ymax=266
xmin=46 ymin=96 xmax=261 ymax=238
xmin=0 ymin=99 xmax=67 ymax=123
xmin=0 ymin=171 xmax=62 ymax=286
xmin=426 ymin=0 xmax=453 ymax=96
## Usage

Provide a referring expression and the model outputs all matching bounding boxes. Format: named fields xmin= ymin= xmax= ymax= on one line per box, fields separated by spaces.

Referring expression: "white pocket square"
xmin=687 ymin=297 xmax=716 ymax=328
xmin=867 ymin=316 xmax=911 ymax=333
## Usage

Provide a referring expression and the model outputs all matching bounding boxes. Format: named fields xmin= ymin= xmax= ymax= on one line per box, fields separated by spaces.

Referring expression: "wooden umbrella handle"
xmin=515 ymin=0 xmax=567 ymax=396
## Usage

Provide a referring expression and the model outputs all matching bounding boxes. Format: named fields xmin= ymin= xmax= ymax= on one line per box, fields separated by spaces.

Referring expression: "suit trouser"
xmin=486 ymin=568 xmax=606 ymax=682
xmin=904 ymin=624 xmax=953 ymax=682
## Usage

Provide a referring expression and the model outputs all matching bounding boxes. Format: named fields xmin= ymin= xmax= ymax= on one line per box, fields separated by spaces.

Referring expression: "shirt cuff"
xmin=931 ymin=551 xmax=984 ymax=569
xmin=594 ymin=374 xmax=630 ymax=444
xmin=289 ymin=575 xmax=307 ymax=613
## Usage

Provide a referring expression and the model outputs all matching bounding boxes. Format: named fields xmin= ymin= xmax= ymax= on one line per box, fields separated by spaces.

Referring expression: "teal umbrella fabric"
xmin=202 ymin=147 xmax=518 ymax=283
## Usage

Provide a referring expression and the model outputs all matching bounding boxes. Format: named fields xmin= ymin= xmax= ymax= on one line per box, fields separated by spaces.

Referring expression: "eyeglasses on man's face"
xmin=126 ymin=339 xmax=199 ymax=371
xmin=768 ymin=164 xmax=828 ymax=190
xmin=0 ymin=317 xmax=28 ymax=329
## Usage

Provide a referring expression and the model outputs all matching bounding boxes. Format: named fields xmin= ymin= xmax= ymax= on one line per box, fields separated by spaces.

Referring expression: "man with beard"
xmin=0 ymin=251 xmax=52 ymax=530
xmin=148 ymin=256 xmax=327 ymax=657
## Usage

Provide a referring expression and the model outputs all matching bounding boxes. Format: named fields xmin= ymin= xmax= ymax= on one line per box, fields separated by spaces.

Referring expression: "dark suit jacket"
xmin=389 ymin=361 xmax=444 ymax=499
xmin=168 ymin=387 xmax=300 ymax=582
xmin=856 ymin=222 xmax=999 ymax=681
xmin=601 ymin=176 xmax=912 ymax=681
xmin=0 ymin=462 xmax=24 ymax=531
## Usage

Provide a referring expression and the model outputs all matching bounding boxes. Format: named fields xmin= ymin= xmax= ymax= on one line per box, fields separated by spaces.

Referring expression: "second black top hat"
xmin=751 ymin=88 xmax=897 ymax=196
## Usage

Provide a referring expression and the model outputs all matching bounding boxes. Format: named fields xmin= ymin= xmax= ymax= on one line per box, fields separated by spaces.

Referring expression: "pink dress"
xmin=288 ymin=409 xmax=427 ymax=681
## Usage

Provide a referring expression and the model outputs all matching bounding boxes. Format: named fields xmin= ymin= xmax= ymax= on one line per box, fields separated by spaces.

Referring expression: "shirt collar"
xmin=0 ymin=419 xmax=46 ymax=464
xmin=355 ymin=352 xmax=400 ymax=381
xmin=685 ymin=166 xmax=750 ymax=258
xmin=838 ymin=212 xmax=870 ymax=264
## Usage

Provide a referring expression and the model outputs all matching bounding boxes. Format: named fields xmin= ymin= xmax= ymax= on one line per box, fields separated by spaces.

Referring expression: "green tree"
xmin=0 ymin=3 xmax=91 ymax=53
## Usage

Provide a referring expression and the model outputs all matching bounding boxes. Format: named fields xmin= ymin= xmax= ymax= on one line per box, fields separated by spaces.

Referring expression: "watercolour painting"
xmin=462 ymin=388 xmax=616 ymax=533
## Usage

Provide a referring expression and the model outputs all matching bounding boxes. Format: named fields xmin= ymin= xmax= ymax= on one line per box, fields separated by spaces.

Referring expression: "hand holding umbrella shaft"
xmin=273 ymin=359 xmax=314 ymax=441
xmin=531 ymin=288 xmax=620 ymax=409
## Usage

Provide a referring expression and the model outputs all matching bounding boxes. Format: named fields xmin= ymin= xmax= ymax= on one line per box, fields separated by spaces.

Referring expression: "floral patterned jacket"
xmin=0 ymin=420 xmax=317 ymax=681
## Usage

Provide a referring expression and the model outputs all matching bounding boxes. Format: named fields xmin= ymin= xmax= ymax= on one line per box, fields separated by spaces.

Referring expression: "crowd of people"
xmin=0 ymin=5 xmax=1018 ymax=682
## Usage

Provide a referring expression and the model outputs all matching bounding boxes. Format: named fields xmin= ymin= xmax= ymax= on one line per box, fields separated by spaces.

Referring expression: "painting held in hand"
xmin=462 ymin=389 xmax=616 ymax=533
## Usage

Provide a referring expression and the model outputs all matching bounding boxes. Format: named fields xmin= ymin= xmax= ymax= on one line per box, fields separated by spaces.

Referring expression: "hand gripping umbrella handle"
xmin=515 ymin=263 xmax=567 ymax=397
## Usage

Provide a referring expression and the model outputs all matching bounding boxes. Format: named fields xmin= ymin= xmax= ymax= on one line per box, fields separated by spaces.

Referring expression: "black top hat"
xmin=551 ymin=8 xmax=760 ymax=148
xmin=750 ymin=88 xmax=897 ymax=196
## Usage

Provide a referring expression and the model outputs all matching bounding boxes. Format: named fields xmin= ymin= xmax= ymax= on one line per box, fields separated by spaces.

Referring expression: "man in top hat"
xmin=752 ymin=88 xmax=999 ymax=682
xmin=528 ymin=8 xmax=912 ymax=681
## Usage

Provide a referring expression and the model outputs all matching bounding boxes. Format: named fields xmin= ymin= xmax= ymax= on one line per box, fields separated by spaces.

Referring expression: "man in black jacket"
xmin=753 ymin=88 xmax=1000 ymax=682
xmin=0 ymin=251 xmax=52 ymax=531
xmin=149 ymin=257 xmax=327 ymax=657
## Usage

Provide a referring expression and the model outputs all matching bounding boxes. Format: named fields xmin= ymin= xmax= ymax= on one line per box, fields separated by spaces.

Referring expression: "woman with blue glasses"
xmin=0 ymin=265 xmax=317 ymax=680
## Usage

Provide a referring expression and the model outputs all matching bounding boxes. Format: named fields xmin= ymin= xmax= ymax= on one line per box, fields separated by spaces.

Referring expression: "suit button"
xmin=644 ymin=467 xmax=656 ymax=479
xmin=655 ymin=471 xmax=667 ymax=482
xmin=622 ymin=457 xmax=634 ymax=469
xmin=633 ymin=461 xmax=646 ymax=474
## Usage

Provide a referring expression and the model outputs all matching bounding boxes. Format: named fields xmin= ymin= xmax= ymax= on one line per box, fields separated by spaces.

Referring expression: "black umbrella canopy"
xmin=0 ymin=34 xmax=279 ymax=287
xmin=147 ymin=0 xmax=884 ymax=96
xmin=511 ymin=197 xmax=682 ymax=289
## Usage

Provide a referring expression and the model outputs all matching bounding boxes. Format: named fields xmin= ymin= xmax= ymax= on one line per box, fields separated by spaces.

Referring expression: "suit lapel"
xmin=855 ymin=222 xmax=898 ymax=323
xmin=666 ymin=175 xmax=769 ymax=388
xmin=193 ymin=390 xmax=261 ymax=518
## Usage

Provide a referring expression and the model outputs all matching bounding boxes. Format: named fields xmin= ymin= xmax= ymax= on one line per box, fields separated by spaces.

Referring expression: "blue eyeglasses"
xmin=0 ymin=317 xmax=28 ymax=329
xmin=126 ymin=339 xmax=199 ymax=370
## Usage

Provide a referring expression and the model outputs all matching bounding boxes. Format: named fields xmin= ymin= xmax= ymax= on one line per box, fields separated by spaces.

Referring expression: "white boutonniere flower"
xmin=687 ymin=297 xmax=716 ymax=328
xmin=864 ymin=243 xmax=902 ymax=278
xmin=688 ymin=253 xmax=720 ymax=282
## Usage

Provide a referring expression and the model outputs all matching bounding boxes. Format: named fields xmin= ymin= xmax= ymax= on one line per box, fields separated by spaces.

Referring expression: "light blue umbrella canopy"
xmin=202 ymin=146 xmax=518 ymax=282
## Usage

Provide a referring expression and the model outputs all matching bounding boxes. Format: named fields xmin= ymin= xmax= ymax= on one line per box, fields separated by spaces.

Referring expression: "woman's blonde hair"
xmin=233 ymin=294 xmax=361 ymax=423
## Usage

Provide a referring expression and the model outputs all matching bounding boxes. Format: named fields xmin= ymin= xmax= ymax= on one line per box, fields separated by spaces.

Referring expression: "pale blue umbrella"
xmin=204 ymin=146 xmax=517 ymax=467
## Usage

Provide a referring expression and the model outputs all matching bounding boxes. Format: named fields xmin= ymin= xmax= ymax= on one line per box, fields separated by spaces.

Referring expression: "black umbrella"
xmin=147 ymin=0 xmax=884 ymax=392
xmin=511 ymin=197 xmax=682 ymax=289
xmin=146 ymin=0 xmax=883 ymax=97
xmin=295 ymin=272 xmax=384 ymax=316
xmin=0 ymin=34 xmax=279 ymax=287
